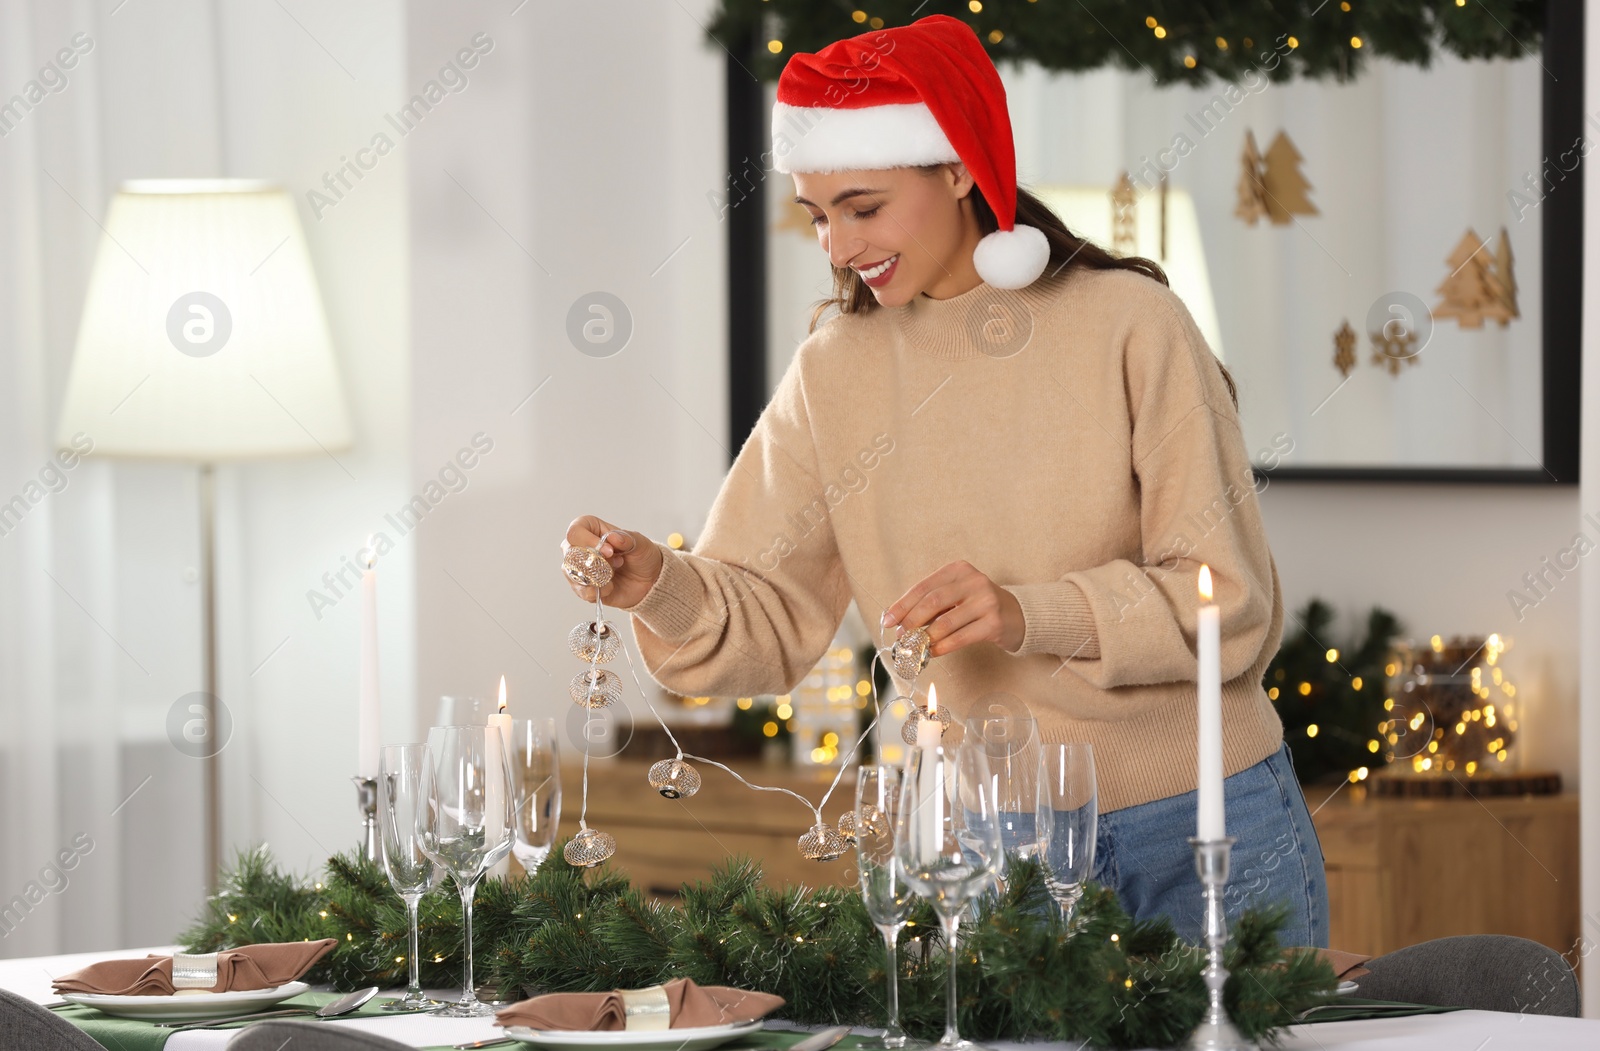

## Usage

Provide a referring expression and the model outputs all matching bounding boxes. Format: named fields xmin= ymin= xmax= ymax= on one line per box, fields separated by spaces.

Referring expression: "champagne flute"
xmin=855 ymin=765 xmax=918 ymax=1050
xmin=895 ymin=727 xmax=1002 ymax=1051
xmin=510 ymin=717 xmax=561 ymax=875
xmin=379 ymin=744 xmax=443 ymax=1011
xmin=966 ymin=711 xmax=1041 ymax=890
xmin=1037 ymin=742 xmax=1097 ymax=926
xmin=417 ymin=725 xmax=516 ymax=1017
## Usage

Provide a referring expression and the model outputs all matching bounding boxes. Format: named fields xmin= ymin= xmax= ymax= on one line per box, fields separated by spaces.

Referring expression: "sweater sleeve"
xmin=625 ymin=344 xmax=854 ymax=697
xmin=1042 ymin=289 xmax=1278 ymax=690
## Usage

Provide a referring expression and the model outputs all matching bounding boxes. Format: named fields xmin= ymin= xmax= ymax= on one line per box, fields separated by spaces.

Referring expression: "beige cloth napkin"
xmin=52 ymin=939 xmax=336 ymax=996
xmin=1316 ymin=948 xmax=1374 ymax=980
xmin=496 ymin=977 xmax=784 ymax=1031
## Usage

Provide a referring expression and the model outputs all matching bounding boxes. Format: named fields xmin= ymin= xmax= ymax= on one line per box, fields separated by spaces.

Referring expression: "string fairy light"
xmin=560 ymin=539 xmax=926 ymax=864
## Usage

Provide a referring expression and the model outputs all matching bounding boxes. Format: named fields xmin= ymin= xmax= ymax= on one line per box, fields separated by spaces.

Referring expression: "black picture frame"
xmin=723 ymin=2 xmax=1583 ymax=484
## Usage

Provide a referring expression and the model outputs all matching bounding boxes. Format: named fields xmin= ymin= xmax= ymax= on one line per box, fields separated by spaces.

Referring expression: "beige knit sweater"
xmin=627 ymin=266 xmax=1285 ymax=813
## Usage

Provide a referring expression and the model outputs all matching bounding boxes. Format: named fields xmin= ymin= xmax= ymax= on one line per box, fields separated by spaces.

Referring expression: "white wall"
xmin=406 ymin=0 xmax=728 ymax=733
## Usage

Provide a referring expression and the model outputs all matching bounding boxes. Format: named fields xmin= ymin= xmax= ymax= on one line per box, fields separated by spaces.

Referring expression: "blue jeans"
xmin=1093 ymin=741 xmax=1329 ymax=948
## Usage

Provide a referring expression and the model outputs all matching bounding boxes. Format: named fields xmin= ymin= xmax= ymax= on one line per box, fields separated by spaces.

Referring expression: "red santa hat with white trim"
xmin=771 ymin=14 xmax=1049 ymax=290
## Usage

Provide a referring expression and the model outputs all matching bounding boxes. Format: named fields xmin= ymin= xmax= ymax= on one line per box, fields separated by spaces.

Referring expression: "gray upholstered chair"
xmin=1351 ymin=934 xmax=1579 ymax=1016
xmin=225 ymin=1019 xmax=415 ymax=1049
xmin=0 ymin=988 xmax=104 ymax=1051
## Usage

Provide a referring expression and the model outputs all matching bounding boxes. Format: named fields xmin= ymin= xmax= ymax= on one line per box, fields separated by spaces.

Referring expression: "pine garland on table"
xmin=181 ymin=844 xmax=1335 ymax=1049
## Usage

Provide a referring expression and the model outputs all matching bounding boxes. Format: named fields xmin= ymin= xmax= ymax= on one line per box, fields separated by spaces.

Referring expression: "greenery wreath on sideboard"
xmin=706 ymin=0 xmax=1544 ymax=86
xmin=182 ymin=845 xmax=1335 ymax=1050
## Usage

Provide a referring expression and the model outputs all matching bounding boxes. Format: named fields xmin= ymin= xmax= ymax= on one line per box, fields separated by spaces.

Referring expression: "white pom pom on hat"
xmin=771 ymin=14 xmax=1050 ymax=290
xmin=973 ymin=225 xmax=1050 ymax=289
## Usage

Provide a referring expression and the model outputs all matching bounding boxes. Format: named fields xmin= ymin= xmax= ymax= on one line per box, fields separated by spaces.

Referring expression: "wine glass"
xmin=417 ymin=725 xmax=516 ymax=1017
xmin=378 ymin=744 xmax=444 ymax=1011
xmin=855 ymin=765 xmax=918 ymax=1050
xmin=895 ymin=728 xmax=1002 ymax=1051
xmin=966 ymin=710 xmax=1041 ymax=885
xmin=1037 ymin=742 xmax=1097 ymax=925
xmin=510 ymin=717 xmax=561 ymax=875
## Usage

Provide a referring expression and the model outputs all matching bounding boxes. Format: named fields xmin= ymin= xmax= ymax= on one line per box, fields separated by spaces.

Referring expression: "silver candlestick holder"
xmin=1187 ymin=836 xmax=1257 ymax=1051
xmin=353 ymin=775 xmax=378 ymax=863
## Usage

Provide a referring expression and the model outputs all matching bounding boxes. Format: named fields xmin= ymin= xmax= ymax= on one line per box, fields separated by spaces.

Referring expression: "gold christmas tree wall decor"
xmin=1234 ymin=130 xmax=1269 ymax=225
xmin=1333 ymin=320 xmax=1357 ymax=377
xmin=1110 ymin=171 xmax=1137 ymax=255
xmin=1236 ymin=130 xmax=1317 ymax=226
xmin=1261 ymin=131 xmax=1318 ymax=223
xmin=1434 ymin=227 xmax=1516 ymax=329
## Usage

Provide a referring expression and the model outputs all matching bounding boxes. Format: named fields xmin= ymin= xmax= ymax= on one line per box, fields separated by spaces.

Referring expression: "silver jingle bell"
xmin=647 ymin=758 xmax=702 ymax=799
xmin=563 ymin=546 xmax=613 ymax=589
xmin=569 ymin=667 xmax=622 ymax=708
xmin=568 ymin=620 xmax=620 ymax=664
xmin=900 ymin=700 xmax=953 ymax=746
xmin=563 ymin=827 xmax=616 ymax=867
xmin=798 ymin=822 xmax=847 ymax=862
xmin=890 ymin=625 xmax=932 ymax=681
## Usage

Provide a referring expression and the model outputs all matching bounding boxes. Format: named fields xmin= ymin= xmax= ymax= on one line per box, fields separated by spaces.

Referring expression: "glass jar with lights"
xmin=1381 ymin=633 xmax=1518 ymax=778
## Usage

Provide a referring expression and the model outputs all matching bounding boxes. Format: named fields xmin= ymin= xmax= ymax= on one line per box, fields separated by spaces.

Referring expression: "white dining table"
xmin=3 ymin=945 xmax=1598 ymax=1050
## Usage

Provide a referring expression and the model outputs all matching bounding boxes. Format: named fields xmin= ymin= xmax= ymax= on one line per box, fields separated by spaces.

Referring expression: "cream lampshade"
xmin=55 ymin=179 xmax=351 ymax=457
xmin=55 ymin=179 xmax=352 ymax=891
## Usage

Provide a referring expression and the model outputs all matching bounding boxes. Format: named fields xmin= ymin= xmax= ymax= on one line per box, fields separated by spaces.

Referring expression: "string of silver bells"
xmin=559 ymin=541 xmax=945 ymax=866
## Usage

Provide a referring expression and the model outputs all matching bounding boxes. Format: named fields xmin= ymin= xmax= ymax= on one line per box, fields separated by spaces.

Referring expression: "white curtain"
xmin=0 ymin=0 xmax=414 ymax=958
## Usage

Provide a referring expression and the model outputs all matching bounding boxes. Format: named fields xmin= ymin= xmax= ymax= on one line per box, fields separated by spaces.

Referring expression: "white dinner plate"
xmin=60 ymin=981 xmax=310 ymax=1021
xmin=503 ymin=1019 xmax=764 ymax=1050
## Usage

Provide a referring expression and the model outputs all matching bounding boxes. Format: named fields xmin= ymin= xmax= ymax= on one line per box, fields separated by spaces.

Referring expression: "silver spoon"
xmin=156 ymin=985 xmax=379 ymax=1030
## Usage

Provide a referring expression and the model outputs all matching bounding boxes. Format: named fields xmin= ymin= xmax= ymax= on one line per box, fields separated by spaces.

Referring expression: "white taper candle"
xmin=1197 ymin=565 xmax=1225 ymax=841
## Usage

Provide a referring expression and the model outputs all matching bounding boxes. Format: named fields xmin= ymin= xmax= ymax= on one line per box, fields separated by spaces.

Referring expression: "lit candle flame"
xmin=497 ymin=675 xmax=507 ymax=714
xmin=1198 ymin=564 xmax=1213 ymax=603
xmin=926 ymin=682 xmax=938 ymax=716
xmin=362 ymin=534 xmax=378 ymax=570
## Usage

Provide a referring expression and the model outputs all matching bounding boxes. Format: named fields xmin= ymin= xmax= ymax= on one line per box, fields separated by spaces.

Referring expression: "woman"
xmin=564 ymin=14 xmax=1328 ymax=947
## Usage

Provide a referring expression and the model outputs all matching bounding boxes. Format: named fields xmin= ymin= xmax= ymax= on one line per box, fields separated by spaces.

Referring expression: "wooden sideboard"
xmin=1304 ymin=784 xmax=1580 ymax=963
xmin=560 ymin=760 xmax=1581 ymax=964
xmin=559 ymin=758 xmax=857 ymax=897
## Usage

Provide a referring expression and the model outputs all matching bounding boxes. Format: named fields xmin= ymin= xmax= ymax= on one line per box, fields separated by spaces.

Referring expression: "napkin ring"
xmin=618 ymin=985 xmax=672 ymax=1031
xmin=171 ymin=951 xmax=220 ymax=990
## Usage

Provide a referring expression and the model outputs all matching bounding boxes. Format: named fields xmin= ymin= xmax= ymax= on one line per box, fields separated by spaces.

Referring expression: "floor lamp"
xmin=54 ymin=179 xmax=352 ymax=892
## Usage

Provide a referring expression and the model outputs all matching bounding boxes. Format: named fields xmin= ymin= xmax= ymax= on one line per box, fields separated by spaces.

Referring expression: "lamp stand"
xmin=199 ymin=463 xmax=221 ymax=893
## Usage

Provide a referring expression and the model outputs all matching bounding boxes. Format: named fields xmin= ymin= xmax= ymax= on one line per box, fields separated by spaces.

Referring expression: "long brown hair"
xmin=807 ymin=165 xmax=1238 ymax=408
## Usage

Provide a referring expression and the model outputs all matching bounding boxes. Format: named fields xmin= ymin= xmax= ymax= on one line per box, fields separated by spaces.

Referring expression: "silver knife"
xmin=790 ymin=1025 xmax=853 ymax=1051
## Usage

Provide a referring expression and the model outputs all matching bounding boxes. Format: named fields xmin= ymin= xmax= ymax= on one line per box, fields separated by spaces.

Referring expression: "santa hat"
xmin=771 ymin=14 xmax=1049 ymax=290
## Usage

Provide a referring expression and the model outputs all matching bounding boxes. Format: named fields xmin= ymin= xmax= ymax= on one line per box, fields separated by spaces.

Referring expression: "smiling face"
xmin=791 ymin=164 xmax=985 ymax=306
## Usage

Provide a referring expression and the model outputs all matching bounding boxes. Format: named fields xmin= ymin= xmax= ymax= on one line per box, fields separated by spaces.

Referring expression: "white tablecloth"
xmin=3 ymin=945 xmax=1598 ymax=1050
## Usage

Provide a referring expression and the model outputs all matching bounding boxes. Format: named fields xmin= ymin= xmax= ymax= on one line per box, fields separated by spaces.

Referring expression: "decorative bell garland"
xmin=558 ymin=540 xmax=934 ymax=865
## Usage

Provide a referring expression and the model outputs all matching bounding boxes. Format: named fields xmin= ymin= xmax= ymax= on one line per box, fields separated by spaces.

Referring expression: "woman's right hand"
xmin=562 ymin=516 xmax=664 ymax=610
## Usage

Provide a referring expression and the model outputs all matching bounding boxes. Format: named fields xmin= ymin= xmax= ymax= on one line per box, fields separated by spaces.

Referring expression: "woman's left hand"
xmin=882 ymin=560 xmax=1027 ymax=657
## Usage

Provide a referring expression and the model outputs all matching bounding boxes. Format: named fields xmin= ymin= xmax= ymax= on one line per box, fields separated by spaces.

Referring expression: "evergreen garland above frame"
xmin=707 ymin=0 xmax=1544 ymax=86
xmin=182 ymin=845 xmax=1336 ymax=1050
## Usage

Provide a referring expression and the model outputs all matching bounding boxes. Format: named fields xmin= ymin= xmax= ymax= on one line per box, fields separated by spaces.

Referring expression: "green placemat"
xmin=419 ymin=1026 xmax=882 ymax=1051
xmin=57 ymin=990 xmax=428 ymax=1051
xmin=1297 ymin=996 xmax=1466 ymax=1024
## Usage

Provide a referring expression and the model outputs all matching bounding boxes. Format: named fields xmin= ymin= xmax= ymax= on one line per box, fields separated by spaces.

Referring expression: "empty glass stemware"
xmin=967 ymin=711 xmax=1042 ymax=880
xmin=895 ymin=728 xmax=1002 ymax=1051
xmin=855 ymin=764 xmax=918 ymax=1050
xmin=378 ymin=744 xmax=443 ymax=1011
xmin=509 ymin=718 xmax=562 ymax=876
xmin=417 ymin=725 xmax=516 ymax=1017
xmin=1037 ymin=742 xmax=1097 ymax=926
